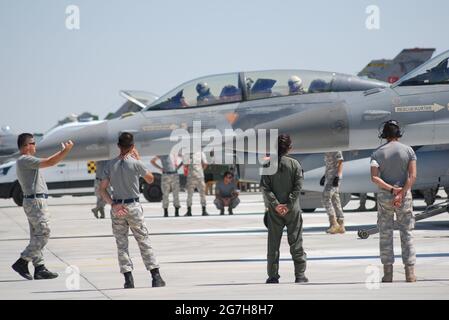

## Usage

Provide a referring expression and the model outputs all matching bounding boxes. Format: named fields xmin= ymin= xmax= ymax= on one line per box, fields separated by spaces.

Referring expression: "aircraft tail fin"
xmin=358 ymin=48 xmax=435 ymax=83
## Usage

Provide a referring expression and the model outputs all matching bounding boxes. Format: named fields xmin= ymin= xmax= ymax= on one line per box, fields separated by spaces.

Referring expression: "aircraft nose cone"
xmin=36 ymin=122 xmax=111 ymax=161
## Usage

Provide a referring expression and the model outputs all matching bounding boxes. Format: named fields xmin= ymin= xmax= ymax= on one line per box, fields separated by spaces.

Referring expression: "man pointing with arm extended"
xmin=12 ymin=133 xmax=74 ymax=280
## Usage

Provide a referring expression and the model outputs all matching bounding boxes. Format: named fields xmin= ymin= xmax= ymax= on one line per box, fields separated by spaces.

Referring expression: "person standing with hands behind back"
xmin=99 ymin=132 xmax=166 ymax=289
xmin=370 ymin=120 xmax=417 ymax=283
xmin=261 ymin=134 xmax=308 ymax=284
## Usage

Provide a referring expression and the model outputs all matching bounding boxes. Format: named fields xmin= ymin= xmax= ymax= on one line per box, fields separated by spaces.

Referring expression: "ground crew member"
xmin=370 ymin=120 xmax=417 ymax=283
xmin=12 ymin=133 xmax=74 ymax=280
xmin=92 ymin=160 xmax=109 ymax=219
xmin=151 ymin=153 xmax=182 ymax=217
xmin=99 ymin=132 xmax=165 ymax=289
xmin=214 ymin=171 xmax=240 ymax=215
xmin=320 ymin=151 xmax=345 ymax=234
xmin=261 ymin=134 xmax=308 ymax=284
xmin=183 ymin=150 xmax=209 ymax=216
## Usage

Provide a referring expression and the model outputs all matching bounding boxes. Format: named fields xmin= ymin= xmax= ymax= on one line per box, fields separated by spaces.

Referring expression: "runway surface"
xmin=1 ymin=192 xmax=448 ymax=300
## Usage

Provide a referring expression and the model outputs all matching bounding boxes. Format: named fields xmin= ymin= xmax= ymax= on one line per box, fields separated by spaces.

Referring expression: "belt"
xmin=163 ymin=171 xmax=177 ymax=174
xmin=113 ymin=198 xmax=139 ymax=204
xmin=24 ymin=194 xmax=48 ymax=199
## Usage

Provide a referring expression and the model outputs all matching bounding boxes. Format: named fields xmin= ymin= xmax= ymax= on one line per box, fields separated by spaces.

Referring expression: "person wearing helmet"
xmin=288 ymin=76 xmax=305 ymax=95
xmin=196 ymin=82 xmax=216 ymax=106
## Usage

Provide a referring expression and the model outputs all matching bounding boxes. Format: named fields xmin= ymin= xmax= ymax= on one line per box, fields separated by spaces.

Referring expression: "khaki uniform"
xmin=261 ymin=156 xmax=307 ymax=279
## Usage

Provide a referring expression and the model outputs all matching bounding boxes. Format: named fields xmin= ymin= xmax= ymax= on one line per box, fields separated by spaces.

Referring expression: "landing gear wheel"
xmin=358 ymin=230 xmax=369 ymax=239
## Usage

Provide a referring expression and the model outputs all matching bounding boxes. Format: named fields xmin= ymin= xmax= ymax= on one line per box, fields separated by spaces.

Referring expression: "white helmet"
xmin=288 ymin=75 xmax=303 ymax=92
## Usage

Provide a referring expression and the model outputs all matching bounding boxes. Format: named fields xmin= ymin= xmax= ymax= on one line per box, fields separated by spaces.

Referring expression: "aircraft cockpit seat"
xmin=219 ymin=85 xmax=242 ymax=103
xmin=308 ymin=79 xmax=329 ymax=93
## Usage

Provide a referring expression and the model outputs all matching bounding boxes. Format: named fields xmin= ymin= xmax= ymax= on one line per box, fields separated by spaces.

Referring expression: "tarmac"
xmin=0 ymin=191 xmax=448 ymax=300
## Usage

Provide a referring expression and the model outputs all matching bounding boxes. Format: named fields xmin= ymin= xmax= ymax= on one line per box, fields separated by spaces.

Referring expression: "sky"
xmin=1 ymin=0 xmax=448 ymax=133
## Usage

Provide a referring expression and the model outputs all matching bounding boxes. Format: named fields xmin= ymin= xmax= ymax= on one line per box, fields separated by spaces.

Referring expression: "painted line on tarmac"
xmin=166 ymin=252 xmax=449 ymax=264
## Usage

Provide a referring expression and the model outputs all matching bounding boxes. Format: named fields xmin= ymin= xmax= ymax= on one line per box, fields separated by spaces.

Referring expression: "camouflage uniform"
xmin=322 ymin=152 xmax=344 ymax=220
xmin=184 ymin=152 xmax=207 ymax=207
xmin=111 ymin=202 xmax=159 ymax=273
xmin=16 ymin=155 xmax=50 ymax=267
xmin=21 ymin=198 xmax=50 ymax=267
xmin=159 ymin=155 xmax=181 ymax=209
xmin=377 ymin=190 xmax=416 ymax=265
xmin=371 ymin=141 xmax=417 ymax=268
xmin=94 ymin=178 xmax=108 ymax=209
xmin=104 ymin=156 xmax=161 ymax=274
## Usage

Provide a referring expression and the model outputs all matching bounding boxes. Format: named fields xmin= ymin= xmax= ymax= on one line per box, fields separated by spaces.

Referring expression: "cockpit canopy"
xmin=394 ymin=50 xmax=449 ymax=87
xmin=146 ymin=69 xmax=387 ymax=111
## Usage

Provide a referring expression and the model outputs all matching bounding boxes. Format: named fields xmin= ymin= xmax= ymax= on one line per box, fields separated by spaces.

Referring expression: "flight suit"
xmin=261 ymin=156 xmax=307 ymax=280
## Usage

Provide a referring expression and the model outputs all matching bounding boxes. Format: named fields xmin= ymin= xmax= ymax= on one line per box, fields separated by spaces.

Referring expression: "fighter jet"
xmin=35 ymin=50 xmax=449 ymax=163
xmin=0 ymin=126 xmax=17 ymax=157
xmin=358 ymin=48 xmax=435 ymax=83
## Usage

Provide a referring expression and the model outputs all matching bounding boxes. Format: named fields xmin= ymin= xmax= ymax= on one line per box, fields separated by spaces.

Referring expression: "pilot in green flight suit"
xmin=260 ymin=134 xmax=308 ymax=284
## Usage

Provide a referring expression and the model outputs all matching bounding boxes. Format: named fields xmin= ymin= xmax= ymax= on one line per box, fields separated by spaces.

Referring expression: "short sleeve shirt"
xmin=103 ymin=157 xmax=148 ymax=199
xmin=16 ymin=155 xmax=48 ymax=195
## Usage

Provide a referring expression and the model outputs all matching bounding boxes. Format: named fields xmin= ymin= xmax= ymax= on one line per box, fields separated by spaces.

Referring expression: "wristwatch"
xmin=390 ymin=187 xmax=394 ymax=194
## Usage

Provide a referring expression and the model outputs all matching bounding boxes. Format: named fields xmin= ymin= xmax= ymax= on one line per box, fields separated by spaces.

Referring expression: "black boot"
xmin=34 ymin=265 xmax=58 ymax=280
xmin=99 ymin=207 xmax=105 ymax=219
xmin=228 ymin=208 xmax=233 ymax=215
xmin=184 ymin=207 xmax=192 ymax=216
xmin=202 ymin=206 xmax=209 ymax=216
xmin=295 ymin=274 xmax=309 ymax=283
xmin=220 ymin=209 xmax=224 ymax=215
xmin=12 ymin=258 xmax=33 ymax=280
xmin=124 ymin=271 xmax=134 ymax=289
xmin=91 ymin=208 xmax=99 ymax=219
xmin=164 ymin=208 xmax=169 ymax=217
xmin=266 ymin=277 xmax=279 ymax=284
xmin=174 ymin=207 xmax=180 ymax=217
xmin=150 ymin=268 xmax=166 ymax=287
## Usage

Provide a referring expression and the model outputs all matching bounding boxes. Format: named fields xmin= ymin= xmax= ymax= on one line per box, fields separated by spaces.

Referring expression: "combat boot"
xmin=202 ymin=206 xmax=209 ymax=216
xmin=220 ymin=209 xmax=225 ymax=215
xmin=184 ymin=207 xmax=192 ymax=216
xmin=91 ymin=208 xmax=99 ymax=219
xmin=34 ymin=265 xmax=58 ymax=280
xmin=337 ymin=218 xmax=346 ymax=234
xmin=12 ymin=258 xmax=33 ymax=280
xmin=405 ymin=265 xmax=417 ymax=282
xmin=164 ymin=208 xmax=169 ymax=217
xmin=150 ymin=268 xmax=166 ymax=287
xmin=228 ymin=208 xmax=233 ymax=215
xmin=326 ymin=216 xmax=340 ymax=234
xmin=265 ymin=277 xmax=279 ymax=284
xmin=99 ymin=207 xmax=105 ymax=219
xmin=295 ymin=274 xmax=309 ymax=283
xmin=382 ymin=264 xmax=393 ymax=283
xmin=174 ymin=207 xmax=180 ymax=217
xmin=124 ymin=271 xmax=134 ymax=289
